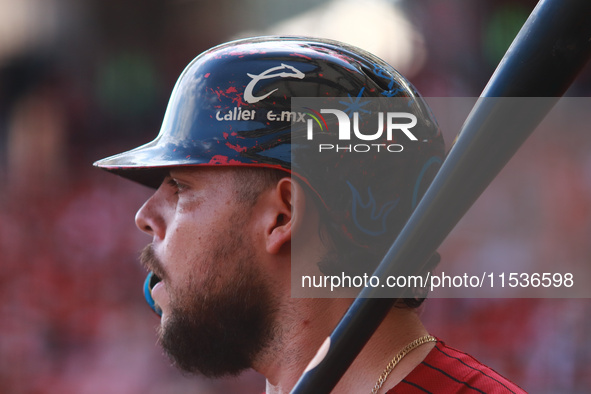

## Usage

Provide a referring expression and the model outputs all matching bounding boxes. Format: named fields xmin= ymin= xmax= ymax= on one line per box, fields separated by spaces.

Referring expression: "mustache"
xmin=139 ymin=244 xmax=167 ymax=281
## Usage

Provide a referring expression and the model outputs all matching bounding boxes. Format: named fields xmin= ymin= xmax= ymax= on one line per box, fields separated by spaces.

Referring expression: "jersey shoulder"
xmin=387 ymin=339 xmax=527 ymax=393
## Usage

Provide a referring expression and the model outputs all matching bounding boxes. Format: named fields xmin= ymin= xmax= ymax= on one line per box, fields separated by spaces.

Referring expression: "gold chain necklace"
xmin=371 ymin=335 xmax=437 ymax=394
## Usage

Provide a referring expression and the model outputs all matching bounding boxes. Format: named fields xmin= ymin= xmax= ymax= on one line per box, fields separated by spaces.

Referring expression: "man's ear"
xmin=264 ymin=177 xmax=305 ymax=255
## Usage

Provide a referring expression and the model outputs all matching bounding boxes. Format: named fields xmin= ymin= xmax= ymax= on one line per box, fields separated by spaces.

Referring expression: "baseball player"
xmin=95 ymin=36 xmax=526 ymax=393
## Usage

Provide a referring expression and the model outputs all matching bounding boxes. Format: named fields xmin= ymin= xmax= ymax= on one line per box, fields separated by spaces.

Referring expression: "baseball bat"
xmin=290 ymin=0 xmax=591 ymax=392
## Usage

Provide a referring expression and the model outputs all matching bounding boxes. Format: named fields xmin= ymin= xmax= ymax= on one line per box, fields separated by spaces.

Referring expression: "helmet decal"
xmin=244 ymin=63 xmax=305 ymax=104
xmin=373 ymin=65 xmax=407 ymax=98
xmin=347 ymin=181 xmax=400 ymax=237
xmin=339 ymin=87 xmax=371 ymax=118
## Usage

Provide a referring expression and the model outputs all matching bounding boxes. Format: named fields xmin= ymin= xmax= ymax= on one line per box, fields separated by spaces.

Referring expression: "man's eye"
xmin=167 ymin=178 xmax=188 ymax=195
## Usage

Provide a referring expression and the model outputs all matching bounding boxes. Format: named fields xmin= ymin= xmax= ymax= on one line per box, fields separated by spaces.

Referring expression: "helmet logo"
xmin=346 ymin=181 xmax=400 ymax=236
xmin=244 ymin=64 xmax=305 ymax=104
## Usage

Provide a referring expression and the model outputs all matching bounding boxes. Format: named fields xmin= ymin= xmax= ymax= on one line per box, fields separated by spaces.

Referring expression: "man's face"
xmin=135 ymin=167 xmax=278 ymax=377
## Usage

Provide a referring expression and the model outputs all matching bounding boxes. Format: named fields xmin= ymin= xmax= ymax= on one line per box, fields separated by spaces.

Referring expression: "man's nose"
xmin=135 ymin=192 xmax=166 ymax=241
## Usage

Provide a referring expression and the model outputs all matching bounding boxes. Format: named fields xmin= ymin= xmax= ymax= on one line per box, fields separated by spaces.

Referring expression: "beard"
xmin=140 ymin=231 xmax=279 ymax=378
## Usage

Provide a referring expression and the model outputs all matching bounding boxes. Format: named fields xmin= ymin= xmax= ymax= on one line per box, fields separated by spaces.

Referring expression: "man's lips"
xmin=151 ymin=280 xmax=165 ymax=307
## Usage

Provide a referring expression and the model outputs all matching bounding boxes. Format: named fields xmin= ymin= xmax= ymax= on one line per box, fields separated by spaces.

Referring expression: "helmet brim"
xmin=94 ymin=138 xmax=293 ymax=189
xmin=93 ymin=140 xmax=209 ymax=188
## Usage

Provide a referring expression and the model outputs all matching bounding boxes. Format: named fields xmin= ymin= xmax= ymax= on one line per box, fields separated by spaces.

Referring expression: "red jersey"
xmin=387 ymin=340 xmax=526 ymax=393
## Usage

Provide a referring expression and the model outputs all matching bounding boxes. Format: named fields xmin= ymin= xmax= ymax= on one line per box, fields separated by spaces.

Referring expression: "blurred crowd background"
xmin=1 ymin=0 xmax=590 ymax=393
